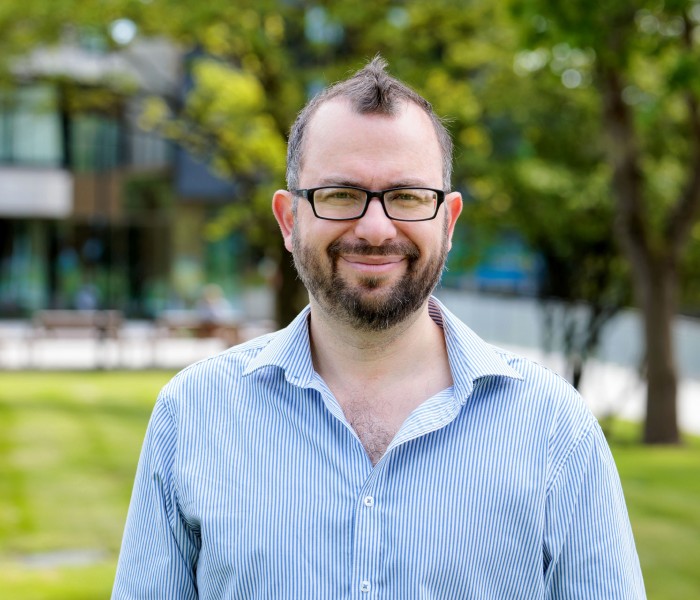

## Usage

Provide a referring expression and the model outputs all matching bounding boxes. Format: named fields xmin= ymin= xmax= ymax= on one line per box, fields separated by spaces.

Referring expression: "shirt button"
xmin=360 ymin=580 xmax=371 ymax=593
xmin=363 ymin=496 xmax=374 ymax=507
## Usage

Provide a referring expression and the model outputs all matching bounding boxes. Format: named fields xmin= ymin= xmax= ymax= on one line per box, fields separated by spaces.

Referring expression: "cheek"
xmin=288 ymin=222 xmax=298 ymax=253
xmin=292 ymin=222 xmax=334 ymax=261
xmin=302 ymin=221 xmax=351 ymax=250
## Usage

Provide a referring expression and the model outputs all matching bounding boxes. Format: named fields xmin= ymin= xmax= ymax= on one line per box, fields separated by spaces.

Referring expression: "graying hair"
xmin=286 ymin=56 xmax=453 ymax=194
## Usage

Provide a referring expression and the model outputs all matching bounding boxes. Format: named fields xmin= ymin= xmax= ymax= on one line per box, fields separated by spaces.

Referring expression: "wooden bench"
xmin=155 ymin=310 xmax=241 ymax=346
xmin=32 ymin=310 xmax=124 ymax=339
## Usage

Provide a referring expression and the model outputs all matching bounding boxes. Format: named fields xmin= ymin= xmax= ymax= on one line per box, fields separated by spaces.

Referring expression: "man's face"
xmin=275 ymin=99 xmax=462 ymax=331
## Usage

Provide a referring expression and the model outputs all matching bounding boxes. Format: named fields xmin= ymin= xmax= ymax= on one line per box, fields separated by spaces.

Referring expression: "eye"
xmin=387 ymin=189 xmax=433 ymax=206
xmin=316 ymin=188 xmax=364 ymax=205
xmin=394 ymin=193 xmax=421 ymax=202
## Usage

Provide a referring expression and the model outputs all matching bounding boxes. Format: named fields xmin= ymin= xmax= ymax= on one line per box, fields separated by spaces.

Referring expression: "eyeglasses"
xmin=293 ymin=186 xmax=446 ymax=222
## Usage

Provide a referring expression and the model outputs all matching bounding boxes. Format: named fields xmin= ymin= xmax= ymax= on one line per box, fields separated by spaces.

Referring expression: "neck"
xmin=308 ymin=296 xmax=453 ymax=466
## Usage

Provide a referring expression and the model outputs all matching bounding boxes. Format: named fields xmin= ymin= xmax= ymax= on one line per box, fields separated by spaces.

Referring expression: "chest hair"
xmin=337 ymin=385 xmax=424 ymax=466
xmin=343 ymin=401 xmax=396 ymax=465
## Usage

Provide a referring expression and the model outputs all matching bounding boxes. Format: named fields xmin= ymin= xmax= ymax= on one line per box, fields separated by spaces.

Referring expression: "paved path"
xmin=0 ymin=320 xmax=272 ymax=370
xmin=1 ymin=293 xmax=698 ymax=435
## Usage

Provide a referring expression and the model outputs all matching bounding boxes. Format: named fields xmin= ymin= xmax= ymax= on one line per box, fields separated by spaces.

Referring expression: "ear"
xmin=272 ymin=190 xmax=295 ymax=253
xmin=444 ymin=191 xmax=463 ymax=251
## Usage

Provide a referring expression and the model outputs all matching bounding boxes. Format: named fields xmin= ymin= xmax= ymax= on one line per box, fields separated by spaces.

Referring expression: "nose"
xmin=353 ymin=196 xmax=398 ymax=245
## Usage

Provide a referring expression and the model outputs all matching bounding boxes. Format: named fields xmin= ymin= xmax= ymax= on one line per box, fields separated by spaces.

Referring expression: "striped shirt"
xmin=113 ymin=297 xmax=645 ymax=599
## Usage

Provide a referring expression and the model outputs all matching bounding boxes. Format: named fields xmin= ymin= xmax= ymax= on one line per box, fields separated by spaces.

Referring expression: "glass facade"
xmin=0 ymin=82 xmax=249 ymax=319
xmin=0 ymin=220 xmax=48 ymax=314
xmin=71 ymin=114 xmax=121 ymax=172
xmin=0 ymin=85 xmax=62 ymax=167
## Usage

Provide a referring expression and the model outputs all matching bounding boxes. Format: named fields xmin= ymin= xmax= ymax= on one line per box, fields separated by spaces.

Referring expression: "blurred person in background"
xmin=113 ymin=57 xmax=645 ymax=599
xmin=195 ymin=283 xmax=236 ymax=337
xmin=75 ymin=282 xmax=99 ymax=311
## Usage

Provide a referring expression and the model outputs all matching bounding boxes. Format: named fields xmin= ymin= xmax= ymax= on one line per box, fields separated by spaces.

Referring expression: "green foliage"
xmin=1 ymin=0 xmax=700 ymax=319
xmin=123 ymin=171 xmax=173 ymax=213
xmin=141 ymin=58 xmax=286 ymax=181
xmin=680 ymin=219 xmax=700 ymax=312
xmin=509 ymin=0 xmax=700 ymax=246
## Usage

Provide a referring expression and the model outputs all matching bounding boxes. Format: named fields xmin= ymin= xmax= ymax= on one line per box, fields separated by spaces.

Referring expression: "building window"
xmin=0 ymin=85 xmax=62 ymax=167
xmin=71 ymin=114 xmax=120 ymax=172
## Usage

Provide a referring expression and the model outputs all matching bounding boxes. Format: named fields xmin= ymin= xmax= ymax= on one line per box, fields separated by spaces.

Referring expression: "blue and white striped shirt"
xmin=113 ymin=297 xmax=645 ymax=599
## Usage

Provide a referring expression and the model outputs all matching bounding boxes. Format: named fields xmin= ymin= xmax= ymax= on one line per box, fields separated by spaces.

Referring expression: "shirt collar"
xmin=429 ymin=296 xmax=523 ymax=402
xmin=242 ymin=305 xmax=316 ymax=386
xmin=243 ymin=296 xmax=523 ymax=399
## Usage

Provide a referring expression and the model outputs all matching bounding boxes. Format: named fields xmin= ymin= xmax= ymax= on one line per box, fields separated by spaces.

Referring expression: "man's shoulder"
xmin=491 ymin=346 xmax=578 ymax=393
xmin=480 ymin=344 xmax=594 ymax=425
xmin=159 ymin=330 xmax=282 ymax=403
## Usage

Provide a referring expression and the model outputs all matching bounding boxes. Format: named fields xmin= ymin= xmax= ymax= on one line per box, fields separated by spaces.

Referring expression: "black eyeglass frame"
xmin=292 ymin=186 xmax=446 ymax=222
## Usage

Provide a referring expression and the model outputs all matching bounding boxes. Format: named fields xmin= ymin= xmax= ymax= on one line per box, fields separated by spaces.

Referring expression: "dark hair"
xmin=286 ymin=56 xmax=453 ymax=192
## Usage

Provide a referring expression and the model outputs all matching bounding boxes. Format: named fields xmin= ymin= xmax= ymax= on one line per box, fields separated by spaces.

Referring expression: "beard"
xmin=291 ymin=220 xmax=449 ymax=331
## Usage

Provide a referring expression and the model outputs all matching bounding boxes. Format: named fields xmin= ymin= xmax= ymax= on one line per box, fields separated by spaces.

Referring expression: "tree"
xmin=5 ymin=1 xmax=697 ymax=444
xmin=510 ymin=0 xmax=700 ymax=443
xmin=464 ymin=37 xmax=633 ymax=391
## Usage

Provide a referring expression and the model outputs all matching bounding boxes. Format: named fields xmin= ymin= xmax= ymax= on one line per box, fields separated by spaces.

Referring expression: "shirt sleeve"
xmin=543 ymin=420 xmax=646 ymax=599
xmin=112 ymin=395 xmax=200 ymax=599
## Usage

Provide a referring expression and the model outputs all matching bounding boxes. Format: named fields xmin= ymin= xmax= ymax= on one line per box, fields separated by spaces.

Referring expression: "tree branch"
xmin=666 ymin=15 xmax=700 ymax=260
xmin=598 ymin=62 xmax=651 ymax=271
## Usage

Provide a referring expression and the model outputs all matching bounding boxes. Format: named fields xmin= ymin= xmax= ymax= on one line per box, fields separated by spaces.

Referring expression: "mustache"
xmin=327 ymin=240 xmax=420 ymax=259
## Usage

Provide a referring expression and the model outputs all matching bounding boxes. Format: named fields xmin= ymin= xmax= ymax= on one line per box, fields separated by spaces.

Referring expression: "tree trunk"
xmin=600 ymin=63 xmax=683 ymax=444
xmin=640 ymin=262 xmax=680 ymax=443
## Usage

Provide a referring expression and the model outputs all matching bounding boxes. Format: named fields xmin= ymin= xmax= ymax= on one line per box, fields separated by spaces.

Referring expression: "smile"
xmin=339 ymin=255 xmax=406 ymax=275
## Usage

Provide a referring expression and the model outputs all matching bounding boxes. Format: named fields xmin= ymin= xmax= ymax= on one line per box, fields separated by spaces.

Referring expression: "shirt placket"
xmin=351 ymin=472 xmax=384 ymax=599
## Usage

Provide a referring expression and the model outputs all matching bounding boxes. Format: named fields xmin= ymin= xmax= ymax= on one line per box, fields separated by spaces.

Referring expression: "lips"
xmin=342 ymin=255 xmax=404 ymax=265
xmin=329 ymin=240 xmax=419 ymax=278
xmin=327 ymin=239 xmax=420 ymax=261
xmin=339 ymin=255 xmax=406 ymax=276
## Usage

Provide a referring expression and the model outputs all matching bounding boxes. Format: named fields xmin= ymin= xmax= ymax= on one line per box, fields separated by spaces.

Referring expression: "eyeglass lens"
xmin=312 ymin=187 xmax=439 ymax=220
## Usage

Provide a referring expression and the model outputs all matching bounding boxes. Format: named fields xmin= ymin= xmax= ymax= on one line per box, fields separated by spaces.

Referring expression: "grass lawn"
xmin=606 ymin=422 xmax=700 ymax=599
xmin=0 ymin=371 xmax=699 ymax=598
xmin=0 ymin=371 xmax=174 ymax=599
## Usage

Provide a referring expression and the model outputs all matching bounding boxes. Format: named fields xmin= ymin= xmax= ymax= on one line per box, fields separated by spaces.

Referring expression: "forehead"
xmin=300 ymin=99 xmax=442 ymax=187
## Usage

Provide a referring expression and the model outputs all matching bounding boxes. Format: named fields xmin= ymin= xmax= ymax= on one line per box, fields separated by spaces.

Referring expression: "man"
xmin=113 ymin=57 xmax=645 ymax=598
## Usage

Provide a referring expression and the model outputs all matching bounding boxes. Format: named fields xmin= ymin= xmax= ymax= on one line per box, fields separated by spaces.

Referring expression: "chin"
xmin=355 ymin=276 xmax=389 ymax=292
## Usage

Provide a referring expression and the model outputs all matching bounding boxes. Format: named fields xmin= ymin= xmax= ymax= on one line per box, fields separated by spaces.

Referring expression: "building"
xmin=0 ymin=35 xmax=250 ymax=319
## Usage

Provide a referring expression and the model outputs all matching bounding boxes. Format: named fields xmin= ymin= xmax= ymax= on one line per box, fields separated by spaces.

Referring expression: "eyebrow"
xmin=313 ymin=178 xmax=433 ymax=189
